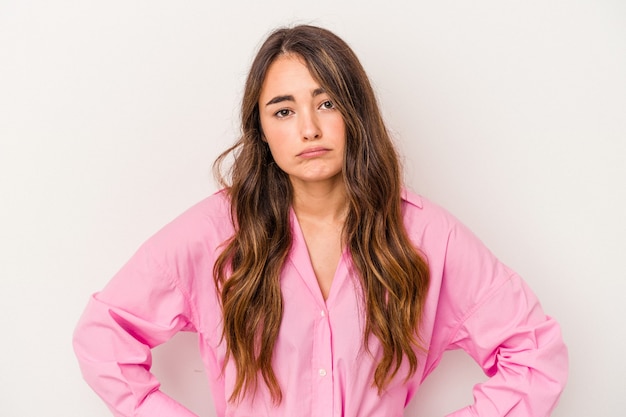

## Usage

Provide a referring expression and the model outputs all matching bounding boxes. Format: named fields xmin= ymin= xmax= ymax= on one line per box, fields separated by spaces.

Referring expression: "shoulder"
xmin=400 ymin=187 xmax=459 ymax=238
xmin=157 ymin=189 xmax=231 ymax=235
xmin=141 ymin=189 xmax=234 ymax=263
xmin=177 ymin=189 xmax=232 ymax=226
xmin=400 ymin=187 xmax=498 ymax=273
xmin=402 ymin=187 xmax=515 ymax=318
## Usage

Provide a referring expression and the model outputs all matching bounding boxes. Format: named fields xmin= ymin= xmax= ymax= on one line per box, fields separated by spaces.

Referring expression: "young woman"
xmin=73 ymin=25 xmax=568 ymax=417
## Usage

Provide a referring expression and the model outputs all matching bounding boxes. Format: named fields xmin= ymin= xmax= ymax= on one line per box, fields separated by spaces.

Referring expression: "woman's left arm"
xmin=430 ymin=213 xmax=569 ymax=417
xmin=444 ymin=273 xmax=568 ymax=417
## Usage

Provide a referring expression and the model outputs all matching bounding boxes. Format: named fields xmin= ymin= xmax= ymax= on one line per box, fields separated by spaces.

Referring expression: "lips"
xmin=297 ymin=147 xmax=330 ymax=158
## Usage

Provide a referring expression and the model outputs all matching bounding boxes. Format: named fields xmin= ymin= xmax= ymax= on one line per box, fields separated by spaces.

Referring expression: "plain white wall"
xmin=1 ymin=0 xmax=624 ymax=416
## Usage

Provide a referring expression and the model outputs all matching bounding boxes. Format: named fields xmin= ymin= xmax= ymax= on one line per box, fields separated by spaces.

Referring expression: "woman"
xmin=73 ymin=25 xmax=568 ymax=417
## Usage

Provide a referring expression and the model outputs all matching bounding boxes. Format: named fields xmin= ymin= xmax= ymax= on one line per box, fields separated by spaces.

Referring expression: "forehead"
xmin=259 ymin=54 xmax=320 ymax=98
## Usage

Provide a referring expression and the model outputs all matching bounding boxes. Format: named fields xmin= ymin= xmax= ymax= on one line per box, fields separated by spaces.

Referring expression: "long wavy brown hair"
xmin=213 ymin=24 xmax=430 ymax=404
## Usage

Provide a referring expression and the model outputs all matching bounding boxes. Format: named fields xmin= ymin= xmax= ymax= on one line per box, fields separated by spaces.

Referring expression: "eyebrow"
xmin=264 ymin=87 xmax=326 ymax=106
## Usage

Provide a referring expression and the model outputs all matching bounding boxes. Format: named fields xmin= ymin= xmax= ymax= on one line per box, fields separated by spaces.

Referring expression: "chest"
xmin=296 ymin=217 xmax=343 ymax=300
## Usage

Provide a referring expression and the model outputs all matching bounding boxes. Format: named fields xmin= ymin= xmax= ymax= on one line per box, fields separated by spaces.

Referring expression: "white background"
xmin=1 ymin=1 xmax=625 ymax=416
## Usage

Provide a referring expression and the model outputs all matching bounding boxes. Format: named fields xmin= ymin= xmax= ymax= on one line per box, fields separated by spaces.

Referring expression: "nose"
xmin=300 ymin=110 xmax=321 ymax=141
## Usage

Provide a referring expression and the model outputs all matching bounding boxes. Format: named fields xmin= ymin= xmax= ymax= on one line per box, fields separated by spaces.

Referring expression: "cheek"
xmin=262 ymin=128 xmax=291 ymax=166
xmin=330 ymin=117 xmax=347 ymax=146
xmin=261 ymin=118 xmax=291 ymax=146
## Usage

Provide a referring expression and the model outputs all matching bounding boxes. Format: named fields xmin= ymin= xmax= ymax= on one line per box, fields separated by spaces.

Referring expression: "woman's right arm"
xmin=73 ymin=242 xmax=199 ymax=417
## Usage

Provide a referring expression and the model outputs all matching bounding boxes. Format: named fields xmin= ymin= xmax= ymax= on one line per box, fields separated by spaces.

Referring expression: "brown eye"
xmin=275 ymin=109 xmax=292 ymax=118
xmin=320 ymin=100 xmax=334 ymax=109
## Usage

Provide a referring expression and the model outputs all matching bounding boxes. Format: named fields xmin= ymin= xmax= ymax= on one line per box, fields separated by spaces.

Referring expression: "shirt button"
xmin=319 ymin=368 xmax=327 ymax=377
xmin=320 ymin=310 xmax=326 ymax=317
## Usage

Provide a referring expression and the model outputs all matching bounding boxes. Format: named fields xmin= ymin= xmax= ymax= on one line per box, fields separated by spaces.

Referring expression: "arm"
xmin=435 ymin=219 xmax=568 ymax=417
xmin=73 ymin=243 xmax=199 ymax=417
xmin=444 ymin=275 xmax=568 ymax=417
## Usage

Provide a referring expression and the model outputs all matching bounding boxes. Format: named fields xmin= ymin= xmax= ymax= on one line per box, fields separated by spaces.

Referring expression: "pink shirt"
xmin=73 ymin=189 xmax=568 ymax=417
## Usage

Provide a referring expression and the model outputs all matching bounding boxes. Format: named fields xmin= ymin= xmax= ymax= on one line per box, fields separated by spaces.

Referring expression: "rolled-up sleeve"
xmin=445 ymin=275 xmax=568 ymax=417
xmin=73 ymin=243 xmax=199 ymax=417
xmin=434 ymin=217 xmax=568 ymax=417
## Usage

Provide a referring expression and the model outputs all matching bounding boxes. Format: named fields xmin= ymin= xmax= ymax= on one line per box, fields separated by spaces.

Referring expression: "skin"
xmin=258 ymin=54 xmax=348 ymax=299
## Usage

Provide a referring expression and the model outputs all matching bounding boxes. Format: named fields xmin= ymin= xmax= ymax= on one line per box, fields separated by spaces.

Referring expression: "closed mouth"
xmin=297 ymin=147 xmax=330 ymax=157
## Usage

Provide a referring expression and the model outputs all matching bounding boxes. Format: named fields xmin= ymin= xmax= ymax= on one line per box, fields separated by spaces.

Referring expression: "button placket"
xmin=312 ymin=305 xmax=333 ymax=416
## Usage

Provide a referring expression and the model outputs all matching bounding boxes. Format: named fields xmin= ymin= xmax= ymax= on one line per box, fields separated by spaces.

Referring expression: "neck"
xmin=290 ymin=177 xmax=348 ymax=223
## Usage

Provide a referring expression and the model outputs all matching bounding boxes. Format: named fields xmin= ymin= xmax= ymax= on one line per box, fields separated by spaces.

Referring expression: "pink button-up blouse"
xmin=73 ymin=189 xmax=568 ymax=417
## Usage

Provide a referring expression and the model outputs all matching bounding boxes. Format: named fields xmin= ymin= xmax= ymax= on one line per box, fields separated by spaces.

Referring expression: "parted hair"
xmin=213 ymin=24 xmax=430 ymax=404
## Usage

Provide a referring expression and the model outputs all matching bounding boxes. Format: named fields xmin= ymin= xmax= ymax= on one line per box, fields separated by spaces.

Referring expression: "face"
xmin=258 ymin=54 xmax=346 ymax=190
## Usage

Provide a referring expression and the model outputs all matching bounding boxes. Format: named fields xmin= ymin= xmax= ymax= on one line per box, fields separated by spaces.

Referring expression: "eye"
xmin=274 ymin=109 xmax=293 ymax=118
xmin=320 ymin=100 xmax=335 ymax=110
